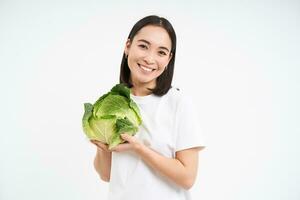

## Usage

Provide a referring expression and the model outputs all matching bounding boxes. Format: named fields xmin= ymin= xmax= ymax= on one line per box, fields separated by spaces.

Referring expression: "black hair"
xmin=119 ymin=15 xmax=177 ymax=96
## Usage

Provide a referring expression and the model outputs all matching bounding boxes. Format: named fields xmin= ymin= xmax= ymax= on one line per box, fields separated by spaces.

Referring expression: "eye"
xmin=138 ymin=44 xmax=148 ymax=49
xmin=159 ymin=51 xmax=167 ymax=56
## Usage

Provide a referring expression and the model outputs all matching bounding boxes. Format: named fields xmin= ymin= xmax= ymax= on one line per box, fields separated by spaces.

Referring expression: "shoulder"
xmin=167 ymin=86 xmax=194 ymax=103
xmin=162 ymin=86 xmax=181 ymax=105
xmin=164 ymin=86 xmax=195 ymax=110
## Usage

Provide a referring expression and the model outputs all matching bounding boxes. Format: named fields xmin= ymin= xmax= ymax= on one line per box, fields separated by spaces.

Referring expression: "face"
xmin=124 ymin=25 xmax=172 ymax=88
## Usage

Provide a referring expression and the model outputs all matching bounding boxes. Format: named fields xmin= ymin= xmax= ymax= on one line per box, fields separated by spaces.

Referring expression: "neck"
xmin=131 ymin=87 xmax=152 ymax=96
xmin=130 ymin=80 xmax=155 ymax=96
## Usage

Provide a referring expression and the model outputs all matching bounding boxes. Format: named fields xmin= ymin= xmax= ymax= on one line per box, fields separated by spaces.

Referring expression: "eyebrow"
xmin=137 ymin=39 xmax=170 ymax=52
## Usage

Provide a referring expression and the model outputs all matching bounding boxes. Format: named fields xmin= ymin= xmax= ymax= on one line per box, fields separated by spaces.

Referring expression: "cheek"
xmin=130 ymin=48 xmax=144 ymax=59
xmin=127 ymin=52 xmax=140 ymax=66
xmin=158 ymin=58 xmax=170 ymax=69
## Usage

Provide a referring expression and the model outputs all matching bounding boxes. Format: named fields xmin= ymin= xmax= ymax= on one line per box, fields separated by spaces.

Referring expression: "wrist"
xmin=134 ymin=141 xmax=147 ymax=154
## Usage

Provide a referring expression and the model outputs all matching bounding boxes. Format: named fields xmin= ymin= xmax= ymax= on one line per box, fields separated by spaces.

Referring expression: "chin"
xmin=134 ymin=77 xmax=156 ymax=85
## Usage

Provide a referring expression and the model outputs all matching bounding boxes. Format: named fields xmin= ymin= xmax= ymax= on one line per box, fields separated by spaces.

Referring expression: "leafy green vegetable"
xmin=82 ymin=84 xmax=142 ymax=149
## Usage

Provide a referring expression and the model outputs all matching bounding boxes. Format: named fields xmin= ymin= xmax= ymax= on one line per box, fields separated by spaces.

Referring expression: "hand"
xmin=90 ymin=140 xmax=111 ymax=153
xmin=110 ymin=133 xmax=142 ymax=152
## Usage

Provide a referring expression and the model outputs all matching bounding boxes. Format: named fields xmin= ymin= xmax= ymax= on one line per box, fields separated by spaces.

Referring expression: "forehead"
xmin=133 ymin=25 xmax=172 ymax=49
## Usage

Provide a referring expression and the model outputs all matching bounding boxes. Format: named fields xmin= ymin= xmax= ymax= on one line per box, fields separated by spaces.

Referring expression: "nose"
xmin=143 ymin=52 xmax=155 ymax=64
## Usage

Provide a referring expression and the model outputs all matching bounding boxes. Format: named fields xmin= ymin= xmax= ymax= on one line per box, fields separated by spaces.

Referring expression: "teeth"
xmin=139 ymin=65 xmax=153 ymax=72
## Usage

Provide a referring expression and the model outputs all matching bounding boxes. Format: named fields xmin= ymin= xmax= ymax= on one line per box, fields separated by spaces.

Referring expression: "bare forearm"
xmin=94 ymin=149 xmax=112 ymax=182
xmin=135 ymin=144 xmax=197 ymax=189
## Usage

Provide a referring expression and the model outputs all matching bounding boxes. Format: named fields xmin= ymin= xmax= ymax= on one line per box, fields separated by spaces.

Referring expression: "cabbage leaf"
xmin=82 ymin=84 xmax=142 ymax=149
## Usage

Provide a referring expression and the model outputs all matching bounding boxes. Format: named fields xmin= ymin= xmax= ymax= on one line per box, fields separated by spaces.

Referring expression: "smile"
xmin=138 ymin=64 xmax=155 ymax=72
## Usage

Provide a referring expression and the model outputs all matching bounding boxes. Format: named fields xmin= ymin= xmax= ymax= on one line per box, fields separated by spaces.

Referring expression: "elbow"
xmin=94 ymin=169 xmax=110 ymax=182
xmin=98 ymin=170 xmax=110 ymax=182
xmin=181 ymin=177 xmax=195 ymax=190
xmin=94 ymin=165 xmax=110 ymax=182
xmin=100 ymin=174 xmax=110 ymax=182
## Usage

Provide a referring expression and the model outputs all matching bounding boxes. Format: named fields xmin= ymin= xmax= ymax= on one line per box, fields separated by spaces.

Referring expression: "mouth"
xmin=138 ymin=64 xmax=155 ymax=73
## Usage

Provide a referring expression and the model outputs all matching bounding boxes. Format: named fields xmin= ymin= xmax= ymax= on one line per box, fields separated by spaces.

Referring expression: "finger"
xmin=90 ymin=139 xmax=102 ymax=145
xmin=90 ymin=140 xmax=96 ymax=144
xmin=98 ymin=143 xmax=111 ymax=152
xmin=90 ymin=140 xmax=98 ymax=146
xmin=120 ymin=133 xmax=132 ymax=142
xmin=111 ymin=143 xmax=131 ymax=152
xmin=95 ymin=142 xmax=107 ymax=148
xmin=91 ymin=140 xmax=110 ymax=152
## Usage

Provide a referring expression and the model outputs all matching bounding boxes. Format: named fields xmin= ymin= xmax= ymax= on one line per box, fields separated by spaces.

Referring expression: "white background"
xmin=1 ymin=0 xmax=299 ymax=200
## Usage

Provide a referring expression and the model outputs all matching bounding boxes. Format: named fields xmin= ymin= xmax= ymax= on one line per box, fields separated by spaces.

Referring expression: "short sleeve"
xmin=174 ymin=96 xmax=206 ymax=152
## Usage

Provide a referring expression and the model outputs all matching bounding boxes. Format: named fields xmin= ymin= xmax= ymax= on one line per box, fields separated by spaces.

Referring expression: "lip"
xmin=138 ymin=63 xmax=156 ymax=71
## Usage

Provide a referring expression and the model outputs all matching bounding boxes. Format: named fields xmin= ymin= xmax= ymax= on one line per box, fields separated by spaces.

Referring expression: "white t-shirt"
xmin=108 ymin=87 xmax=205 ymax=200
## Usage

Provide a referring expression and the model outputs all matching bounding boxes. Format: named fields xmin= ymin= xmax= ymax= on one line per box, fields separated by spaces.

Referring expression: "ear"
xmin=124 ymin=39 xmax=131 ymax=56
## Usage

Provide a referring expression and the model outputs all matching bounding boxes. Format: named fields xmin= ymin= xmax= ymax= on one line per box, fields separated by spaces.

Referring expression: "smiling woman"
xmin=124 ymin=25 xmax=172 ymax=94
xmin=90 ymin=15 xmax=205 ymax=200
xmin=119 ymin=15 xmax=177 ymax=96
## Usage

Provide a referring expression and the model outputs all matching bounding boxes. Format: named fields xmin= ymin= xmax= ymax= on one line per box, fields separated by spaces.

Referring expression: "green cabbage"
xmin=82 ymin=84 xmax=142 ymax=149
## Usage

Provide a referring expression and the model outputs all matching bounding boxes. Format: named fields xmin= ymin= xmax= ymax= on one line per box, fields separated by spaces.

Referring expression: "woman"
xmin=91 ymin=15 xmax=205 ymax=200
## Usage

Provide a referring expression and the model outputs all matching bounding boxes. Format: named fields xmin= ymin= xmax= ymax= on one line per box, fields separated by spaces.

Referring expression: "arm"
xmin=137 ymin=144 xmax=201 ymax=190
xmin=112 ymin=134 xmax=204 ymax=190
xmin=91 ymin=140 xmax=112 ymax=182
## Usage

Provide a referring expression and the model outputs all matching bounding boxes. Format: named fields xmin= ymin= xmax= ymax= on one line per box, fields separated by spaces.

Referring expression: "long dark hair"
xmin=119 ymin=15 xmax=177 ymax=96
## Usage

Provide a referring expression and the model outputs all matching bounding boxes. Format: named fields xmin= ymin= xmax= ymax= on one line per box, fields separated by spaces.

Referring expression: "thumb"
xmin=120 ymin=133 xmax=132 ymax=142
